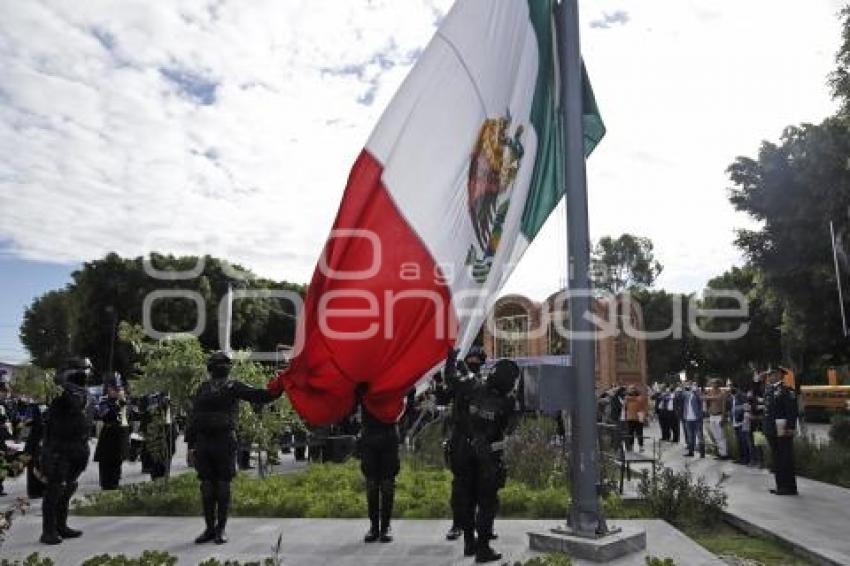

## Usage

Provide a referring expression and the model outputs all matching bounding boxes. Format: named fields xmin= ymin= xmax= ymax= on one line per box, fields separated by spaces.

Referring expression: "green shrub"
xmin=637 ymin=464 xmax=727 ymax=528
xmin=520 ymin=554 xmax=573 ymax=566
xmin=80 ymin=551 xmax=177 ymax=566
xmin=504 ymin=416 xmax=567 ymax=489
xmin=645 ymin=557 xmax=676 ymax=566
xmin=829 ymin=416 xmax=850 ymax=449
xmin=0 ymin=554 xmax=54 ymax=566
xmin=794 ymin=434 xmax=850 ymax=488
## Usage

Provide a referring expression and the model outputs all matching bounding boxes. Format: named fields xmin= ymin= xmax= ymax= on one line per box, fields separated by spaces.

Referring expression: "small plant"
xmin=0 ymin=553 xmax=54 ymax=566
xmin=645 ymin=556 xmax=676 ymax=566
xmin=80 ymin=551 xmax=178 ymax=566
xmin=519 ymin=554 xmax=573 ymax=566
xmin=637 ymin=463 xmax=727 ymax=528
xmin=504 ymin=416 xmax=567 ymax=489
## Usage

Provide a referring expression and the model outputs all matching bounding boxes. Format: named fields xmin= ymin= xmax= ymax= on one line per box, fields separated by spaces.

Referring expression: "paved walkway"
xmin=646 ymin=422 xmax=850 ymax=566
xmin=2 ymin=517 xmax=722 ymax=566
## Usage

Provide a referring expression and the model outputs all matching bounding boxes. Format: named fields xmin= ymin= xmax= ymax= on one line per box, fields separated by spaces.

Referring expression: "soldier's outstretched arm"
xmin=228 ymin=381 xmax=276 ymax=404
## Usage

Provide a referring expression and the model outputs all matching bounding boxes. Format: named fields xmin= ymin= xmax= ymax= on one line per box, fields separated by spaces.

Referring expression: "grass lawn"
xmin=682 ymin=522 xmax=813 ymax=566
xmin=74 ymin=459 xmax=815 ymax=566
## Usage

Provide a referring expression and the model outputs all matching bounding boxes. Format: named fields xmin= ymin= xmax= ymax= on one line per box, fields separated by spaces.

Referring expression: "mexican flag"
xmin=269 ymin=0 xmax=605 ymax=425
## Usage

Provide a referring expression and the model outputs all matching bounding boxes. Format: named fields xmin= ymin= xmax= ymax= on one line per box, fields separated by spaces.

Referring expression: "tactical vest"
xmin=46 ymin=383 xmax=92 ymax=444
xmin=190 ymin=379 xmax=239 ymax=436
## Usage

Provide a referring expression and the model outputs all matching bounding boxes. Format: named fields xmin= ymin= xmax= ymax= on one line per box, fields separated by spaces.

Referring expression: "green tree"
xmin=632 ymin=289 xmax=690 ymax=382
xmin=695 ymin=266 xmax=783 ymax=384
xmin=20 ymin=253 xmax=305 ymax=378
xmin=9 ymin=365 xmax=60 ymax=403
xmin=592 ymin=234 xmax=663 ymax=294
xmin=728 ymin=120 xmax=850 ymax=376
xmin=231 ymin=358 xmax=300 ymax=459
xmin=119 ymin=323 xmax=207 ymax=415
xmin=19 ymin=290 xmax=73 ymax=369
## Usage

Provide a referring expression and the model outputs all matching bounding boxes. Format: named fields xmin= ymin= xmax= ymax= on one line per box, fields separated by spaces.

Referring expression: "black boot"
xmin=214 ymin=481 xmax=231 ymax=544
xmin=446 ymin=524 xmax=462 ymax=541
xmin=195 ymin=481 xmax=216 ymax=544
xmin=364 ymin=480 xmax=380 ymax=543
xmin=379 ymin=479 xmax=394 ymax=543
xmin=475 ymin=532 xmax=501 ymax=563
xmin=463 ymin=530 xmax=477 ymax=557
xmin=475 ymin=537 xmax=502 ymax=564
xmin=40 ymin=483 xmax=62 ymax=545
xmin=56 ymin=481 xmax=82 ymax=539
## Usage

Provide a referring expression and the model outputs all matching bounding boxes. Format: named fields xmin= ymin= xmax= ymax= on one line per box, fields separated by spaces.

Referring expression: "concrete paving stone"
xmin=2 ymin=517 xmax=723 ymax=566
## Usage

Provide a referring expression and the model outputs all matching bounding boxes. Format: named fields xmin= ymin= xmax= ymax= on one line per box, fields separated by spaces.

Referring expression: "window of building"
xmin=495 ymin=313 xmax=529 ymax=358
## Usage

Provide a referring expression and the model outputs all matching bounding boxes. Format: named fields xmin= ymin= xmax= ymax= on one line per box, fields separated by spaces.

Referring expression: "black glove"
xmin=444 ymin=348 xmax=459 ymax=382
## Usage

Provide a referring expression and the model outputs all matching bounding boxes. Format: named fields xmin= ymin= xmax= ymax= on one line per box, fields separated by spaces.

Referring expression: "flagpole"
xmin=225 ymin=284 xmax=234 ymax=354
xmin=830 ymin=221 xmax=849 ymax=337
xmin=556 ymin=0 xmax=607 ymax=536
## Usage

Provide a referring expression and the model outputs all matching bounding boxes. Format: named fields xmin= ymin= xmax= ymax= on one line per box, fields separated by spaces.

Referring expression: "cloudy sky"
xmin=0 ymin=0 xmax=845 ymax=361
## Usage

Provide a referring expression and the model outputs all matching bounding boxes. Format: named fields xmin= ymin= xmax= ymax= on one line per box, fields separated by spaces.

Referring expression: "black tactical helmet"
xmin=487 ymin=359 xmax=519 ymax=394
xmin=464 ymin=345 xmax=487 ymax=364
xmin=207 ymin=351 xmax=232 ymax=373
xmin=58 ymin=357 xmax=93 ymax=386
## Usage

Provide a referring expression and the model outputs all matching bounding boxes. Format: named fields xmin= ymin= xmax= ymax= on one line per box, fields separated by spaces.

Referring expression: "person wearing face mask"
xmin=443 ymin=349 xmax=519 ymax=563
xmin=186 ymin=352 xmax=280 ymax=545
xmin=93 ymin=372 xmax=130 ymax=490
xmin=443 ymin=346 xmax=486 ymax=542
xmin=683 ymin=382 xmax=705 ymax=458
xmin=765 ymin=369 xmax=798 ymax=495
xmin=39 ymin=357 xmax=94 ymax=545
xmin=731 ymin=386 xmax=751 ymax=465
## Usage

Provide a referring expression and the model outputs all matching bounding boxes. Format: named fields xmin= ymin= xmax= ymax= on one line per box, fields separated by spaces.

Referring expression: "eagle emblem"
xmin=465 ymin=112 xmax=525 ymax=283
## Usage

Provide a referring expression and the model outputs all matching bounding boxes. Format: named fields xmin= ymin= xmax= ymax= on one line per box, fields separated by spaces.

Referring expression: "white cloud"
xmin=0 ymin=0 xmax=453 ymax=279
xmin=0 ymin=0 xmax=843 ymax=299
xmin=505 ymin=0 xmax=842 ymax=298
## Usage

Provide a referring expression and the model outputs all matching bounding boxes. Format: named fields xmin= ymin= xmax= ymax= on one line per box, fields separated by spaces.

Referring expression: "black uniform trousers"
xmin=773 ymin=435 xmax=797 ymax=494
xmin=194 ymin=432 xmax=238 ymax=534
xmin=94 ymin=425 xmax=128 ymax=490
xmin=360 ymin=431 xmax=400 ymax=531
xmin=452 ymin=439 xmax=506 ymax=541
xmin=41 ymin=441 xmax=90 ymax=535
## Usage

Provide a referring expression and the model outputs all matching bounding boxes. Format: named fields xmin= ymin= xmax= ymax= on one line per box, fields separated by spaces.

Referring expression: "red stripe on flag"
xmin=271 ymin=150 xmax=457 ymax=425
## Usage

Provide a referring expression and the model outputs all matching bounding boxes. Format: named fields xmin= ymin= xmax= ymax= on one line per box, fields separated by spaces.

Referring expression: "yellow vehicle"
xmin=798 ymin=368 xmax=850 ymax=417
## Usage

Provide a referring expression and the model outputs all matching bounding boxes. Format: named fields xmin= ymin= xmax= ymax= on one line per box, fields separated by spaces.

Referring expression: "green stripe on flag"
xmin=521 ymin=0 xmax=605 ymax=241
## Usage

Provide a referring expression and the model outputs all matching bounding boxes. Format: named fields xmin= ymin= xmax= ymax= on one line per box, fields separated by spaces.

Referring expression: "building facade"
xmin=481 ymin=291 xmax=648 ymax=391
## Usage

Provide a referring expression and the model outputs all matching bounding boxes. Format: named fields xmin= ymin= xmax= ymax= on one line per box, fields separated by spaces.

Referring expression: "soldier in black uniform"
xmin=94 ymin=372 xmax=130 ymax=490
xmin=768 ymin=369 xmax=798 ymax=495
xmin=357 ymin=384 xmax=400 ymax=544
xmin=40 ymin=357 xmax=94 ymax=545
xmin=444 ymin=346 xmax=486 ymax=542
xmin=445 ymin=349 xmax=519 ymax=563
xmin=186 ymin=352 xmax=277 ymax=545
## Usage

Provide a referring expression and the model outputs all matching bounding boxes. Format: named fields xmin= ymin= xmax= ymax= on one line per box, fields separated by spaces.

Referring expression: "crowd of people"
xmin=598 ymin=368 xmax=800 ymax=496
xmin=3 ymin=348 xmax=521 ymax=564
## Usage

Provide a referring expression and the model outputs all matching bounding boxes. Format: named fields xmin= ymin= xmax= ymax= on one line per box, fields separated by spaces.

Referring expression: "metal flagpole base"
xmin=528 ymin=524 xmax=645 ymax=562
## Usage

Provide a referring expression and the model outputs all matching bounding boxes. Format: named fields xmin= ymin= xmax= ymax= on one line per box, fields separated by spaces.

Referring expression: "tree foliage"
xmin=19 ymin=290 xmax=73 ymax=370
xmin=19 ymin=253 xmax=305 ymax=378
xmin=727 ymin=120 xmax=850 ymax=376
xmin=695 ymin=266 xmax=783 ymax=384
xmin=592 ymin=234 xmax=663 ymax=294
xmin=7 ymin=365 xmax=59 ymax=403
